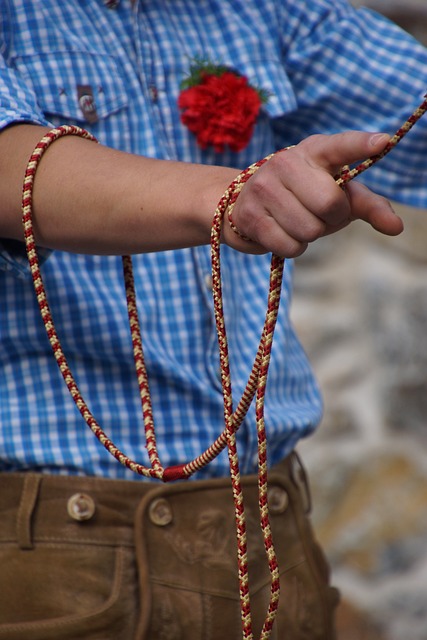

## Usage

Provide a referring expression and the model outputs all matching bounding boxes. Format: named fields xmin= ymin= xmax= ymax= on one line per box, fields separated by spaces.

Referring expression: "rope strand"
xmin=22 ymin=95 xmax=427 ymax=639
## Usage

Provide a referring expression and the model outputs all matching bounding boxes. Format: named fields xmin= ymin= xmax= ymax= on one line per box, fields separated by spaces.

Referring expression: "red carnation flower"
xmin=178 ymin=70 xmax=265 ymax=153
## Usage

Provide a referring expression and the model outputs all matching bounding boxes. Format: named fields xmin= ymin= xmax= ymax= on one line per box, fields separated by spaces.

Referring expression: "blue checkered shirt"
xmin=2 ymin=0 xmax=427 ymax=479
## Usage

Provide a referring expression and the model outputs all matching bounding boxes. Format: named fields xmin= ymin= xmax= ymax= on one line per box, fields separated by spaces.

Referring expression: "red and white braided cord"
xmin=22 ymin=95 xmax=427 ymax=639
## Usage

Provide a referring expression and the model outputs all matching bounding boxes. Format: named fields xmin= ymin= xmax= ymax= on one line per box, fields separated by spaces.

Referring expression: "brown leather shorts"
xmin=0 ymin=454 xmax=339 ymax=639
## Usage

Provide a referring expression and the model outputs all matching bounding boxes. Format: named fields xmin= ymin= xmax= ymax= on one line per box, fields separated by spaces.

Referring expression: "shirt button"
xmin=103 ymin=0 xmax=119 ymax=8
xmin=148 ymin=85 xmax=159 ymax=102
xmin=67 ymin=493 xmax=96 ymax=521
xmin=267 ymin=486 xmax=289 ymax=515
xmin=79 ymin=94 xmax=97 ymax=116
xmin=148 ymin=498 xmax=173 ymax=526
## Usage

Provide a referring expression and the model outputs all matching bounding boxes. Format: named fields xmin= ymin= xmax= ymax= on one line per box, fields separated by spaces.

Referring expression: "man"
xmin=1 ymin=1 xmax=427 ymax=638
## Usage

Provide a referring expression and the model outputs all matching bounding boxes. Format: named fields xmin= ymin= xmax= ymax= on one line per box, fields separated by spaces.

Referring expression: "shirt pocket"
xmin=165 ymin=52 xmax=298 ymax=163
xmin=240 ymin=57 xmax=298 ymax=120
xmin=12 ymin=50 xmax=128 ymax=127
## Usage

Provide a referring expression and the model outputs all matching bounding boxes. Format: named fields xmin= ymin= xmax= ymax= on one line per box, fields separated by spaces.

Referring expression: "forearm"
xmin=0 ymin=125 xmax=403 ymax=260
xmin=0 ymin=124 xmax=239 ymax=254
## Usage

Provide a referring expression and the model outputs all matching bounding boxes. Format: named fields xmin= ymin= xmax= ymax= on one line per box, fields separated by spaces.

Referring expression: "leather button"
xmin=149 ymin=498 xmax=173 ymax=526
xmin=267 ymin=486 xmax=288 ymax=514
xmin=67 ymin=493 xmax=96 ymax=521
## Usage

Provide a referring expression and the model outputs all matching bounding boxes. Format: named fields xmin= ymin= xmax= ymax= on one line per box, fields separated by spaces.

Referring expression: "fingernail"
xmin=369 ymin=133 xmax=390 ymax=147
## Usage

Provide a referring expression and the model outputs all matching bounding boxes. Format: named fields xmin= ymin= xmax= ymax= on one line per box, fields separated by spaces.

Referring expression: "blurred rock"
xmin=290 ymin=6 xmax=427 ymax=638
xmin=335 ymin=599 xmax=387 ymax=640
xmin=310 ymin=451 xmax=427 ymax=579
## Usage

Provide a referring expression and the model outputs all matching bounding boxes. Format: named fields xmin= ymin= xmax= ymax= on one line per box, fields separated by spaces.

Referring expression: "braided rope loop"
xmin=22 ymin=96 xmax=427 ymax=640
xmin=22 ymin=126 xmax=163 ymax=479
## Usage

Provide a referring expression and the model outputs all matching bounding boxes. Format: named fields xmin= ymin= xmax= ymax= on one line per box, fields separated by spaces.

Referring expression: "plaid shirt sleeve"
xmin=277 ymin=0 xmax=427 ymax=207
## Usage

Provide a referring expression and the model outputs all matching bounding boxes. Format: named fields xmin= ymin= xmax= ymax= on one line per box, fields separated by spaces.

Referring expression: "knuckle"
xmin=249 ymin=212 xmax=271 ymax=243
xmin=273 ymin=148 xmax=300 ymax=178
xmin=374 ymin=193 xmax=391 ymax=209
xmin=234 ymin=204 xmax=266 ymax=244
xmin=296 ymin=133 xmax=326 ymax=153
xmin=286 ymin=240 xmax=308 ymax=258
xmin=248 ymin=172 xmax=272 ymax=200
xmin=302 ymin=219 xmax=325 ymax=243
xmin=315 ymin=191 xmax=343 ymax=220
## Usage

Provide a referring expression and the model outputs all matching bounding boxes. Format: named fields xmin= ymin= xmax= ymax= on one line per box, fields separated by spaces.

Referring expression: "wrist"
xmin=193 ymin=165 xmax=239 ymax=241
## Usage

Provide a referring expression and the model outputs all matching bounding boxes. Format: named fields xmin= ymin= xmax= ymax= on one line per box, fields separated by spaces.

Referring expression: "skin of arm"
xmin=0 ymin=124 xmax=403 ymax=258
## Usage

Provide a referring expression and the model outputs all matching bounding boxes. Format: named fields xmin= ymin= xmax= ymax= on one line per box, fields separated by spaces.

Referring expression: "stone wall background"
xmin=291 ymin=2 xmax=427 ymax=638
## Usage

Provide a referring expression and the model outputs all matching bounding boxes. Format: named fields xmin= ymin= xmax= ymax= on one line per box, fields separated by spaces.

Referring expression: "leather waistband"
xmin=0 ymin=453 xmax=310 ymax=550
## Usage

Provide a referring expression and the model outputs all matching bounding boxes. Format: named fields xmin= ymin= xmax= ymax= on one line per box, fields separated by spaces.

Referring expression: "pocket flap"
xmin=14 ymin=51 xmax=128 ymax=123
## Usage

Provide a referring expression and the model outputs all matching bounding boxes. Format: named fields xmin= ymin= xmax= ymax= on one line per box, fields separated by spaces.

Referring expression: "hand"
xmin=225 ymin=131 xmax=403 ymax=257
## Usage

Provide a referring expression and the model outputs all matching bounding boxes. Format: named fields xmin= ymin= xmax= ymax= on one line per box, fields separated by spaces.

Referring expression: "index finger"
xmin=298 ymin=131 xmax=391 ymax=174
